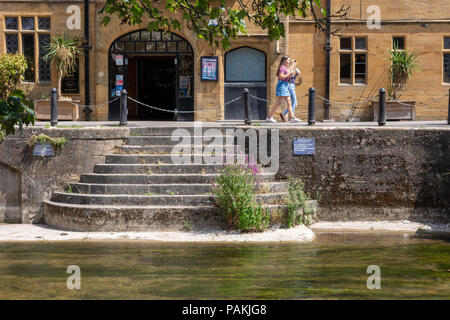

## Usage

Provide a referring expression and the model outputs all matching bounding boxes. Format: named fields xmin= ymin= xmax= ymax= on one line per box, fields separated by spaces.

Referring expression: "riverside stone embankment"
xmin=0 ymin=123 xmax=449 ymax=229
xmin=270 ymin=126 xmax=450 ymax=222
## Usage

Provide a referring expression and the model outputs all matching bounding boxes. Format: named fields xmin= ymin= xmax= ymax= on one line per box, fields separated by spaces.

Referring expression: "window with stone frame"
xmin=3 ymin=16 xmax=51 ymax=82
xmin=339 ymin=36 xmax=367 ymax=85
xmin=443 ymin=37 xmax=450 ymax=84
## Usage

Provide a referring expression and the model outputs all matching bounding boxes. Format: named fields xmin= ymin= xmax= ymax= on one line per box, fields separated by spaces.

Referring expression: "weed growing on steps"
xmin=284 ymin=176 xmax=315 ymax=228
xmin=183 ymin=220 xmax=192 ymax=231
xmin=211 ymin=157 xmax=269 ymax=232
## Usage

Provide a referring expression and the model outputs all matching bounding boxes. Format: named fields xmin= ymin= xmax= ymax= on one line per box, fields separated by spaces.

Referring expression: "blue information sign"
xmin=33 ymin=142 xmax=55 ymax=157
xmin=293 ymin=138 xmax=315 ymax=155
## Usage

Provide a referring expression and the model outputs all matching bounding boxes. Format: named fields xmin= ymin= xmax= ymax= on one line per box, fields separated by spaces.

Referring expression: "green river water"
xmin=0 ymin=232 xmax=448 ymax=299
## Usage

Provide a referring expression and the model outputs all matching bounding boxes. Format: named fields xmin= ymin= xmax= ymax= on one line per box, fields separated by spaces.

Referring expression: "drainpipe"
xmin=83 ymin=0 xmax=92 ymax=120
xmin=323 ymin=0 xmax=332 ymax=120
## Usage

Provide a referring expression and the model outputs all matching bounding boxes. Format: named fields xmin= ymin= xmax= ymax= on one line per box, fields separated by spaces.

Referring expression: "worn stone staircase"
xmin=44 ymin=125 xmax=291 ymax=231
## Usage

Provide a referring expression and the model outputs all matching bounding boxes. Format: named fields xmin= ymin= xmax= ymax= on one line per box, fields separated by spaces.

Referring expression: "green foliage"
xmin=183 ymin=220 xmax=192 ymax=231
xmin=0 ymin=89 xmax=35 ymax=139
xmin=212 ymin=159 xmax=269 ymax=232
xmin=43 ymin=35 xmax=81 ymax=97
xmin=98 ymin=0 xmax=348 ymax=50
xmin=0 ymin=54 xmax=35 ymax=140
xmin=284 ymin=176 xmax=315 ymax=228
xmin=386 ymin=44 xmax=421 ymax=100
xmin=0 ymin=53 xmax=28 ymax=100
xmin=28 ymin=133 xmax=67 ymax=149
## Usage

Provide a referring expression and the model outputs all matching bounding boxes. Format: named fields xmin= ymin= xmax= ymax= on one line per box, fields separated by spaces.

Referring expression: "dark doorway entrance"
xmin=108 ymin=30 xmax=194 ymax=121
xmin=127 ymin=56 xmax=177 ymax=120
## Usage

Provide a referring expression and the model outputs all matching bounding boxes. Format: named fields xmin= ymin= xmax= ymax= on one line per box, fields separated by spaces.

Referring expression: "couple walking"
xmin=266 ymin=55 xmax=301 ymax=123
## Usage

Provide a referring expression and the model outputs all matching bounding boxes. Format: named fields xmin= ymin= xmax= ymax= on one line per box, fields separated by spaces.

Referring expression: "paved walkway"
xmin=33 ymin=120 xmax=450 ymax=128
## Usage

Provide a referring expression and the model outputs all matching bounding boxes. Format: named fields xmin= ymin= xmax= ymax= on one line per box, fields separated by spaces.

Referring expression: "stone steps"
xmin=115 ymin=145 xmax=237 ymax=154
xmin=43 ymin=201 xmax=292 ymax=232
xmin=79 ymin=172 xmax=277 ymax=184
xmin=124 ymin=135 xmax=235 ymax=146
xmin=51 ymin=192 xmax=287 ymax=206
xmin=43 ymin=125 xmax=316 ymax=232
xmin=129 ymin=126 xmax=237 ymax=136
xmin=105 ymin=154 xmax=240 ymax=164
xmin=67 ymin=182 xmax=287 ymax=195
xmin=94 ymin=163 xmax=234 ymax=174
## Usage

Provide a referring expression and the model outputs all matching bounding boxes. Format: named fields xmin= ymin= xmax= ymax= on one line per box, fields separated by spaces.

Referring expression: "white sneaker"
xmin=266 ymin=116 xmax=277 ymax=123
xmin=289 ymin=117 xmax=301 ymax=123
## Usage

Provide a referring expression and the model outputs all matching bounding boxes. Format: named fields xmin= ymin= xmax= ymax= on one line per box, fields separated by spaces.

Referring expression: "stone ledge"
xmin=311 ymin=220 xmax=450 ymax=239
xmin=0 ymin=224 xmax=314 ymax=243
xmin=7 ymin=126 xmax=130 ymax=140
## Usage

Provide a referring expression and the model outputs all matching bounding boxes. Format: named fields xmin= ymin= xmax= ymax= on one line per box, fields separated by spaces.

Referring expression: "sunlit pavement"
xmin=32 ymin=120 xmax=450 ymax=128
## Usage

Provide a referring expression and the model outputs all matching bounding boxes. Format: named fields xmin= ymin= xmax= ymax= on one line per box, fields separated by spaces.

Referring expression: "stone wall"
xmin=270 ymin=127 xmax=450 ymax=222
xmin=0 ymin=127 xmax=129 ymax=223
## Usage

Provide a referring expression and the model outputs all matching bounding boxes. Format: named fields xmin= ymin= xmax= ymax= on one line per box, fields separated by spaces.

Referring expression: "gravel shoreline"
xmin=0 ymin=221 xmax=448 ymax=242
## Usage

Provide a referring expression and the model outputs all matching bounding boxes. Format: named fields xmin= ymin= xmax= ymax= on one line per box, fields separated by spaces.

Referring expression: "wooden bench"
xmin=34 ymin=100 xmax=79 ymax=121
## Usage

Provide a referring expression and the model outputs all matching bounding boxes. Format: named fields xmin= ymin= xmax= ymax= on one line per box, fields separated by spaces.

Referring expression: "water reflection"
xmin=0 ymin=233 xmax=448 ymax=299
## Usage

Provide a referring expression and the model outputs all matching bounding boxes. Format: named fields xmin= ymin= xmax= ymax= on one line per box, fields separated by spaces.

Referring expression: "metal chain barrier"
xmin=33 ymin=97 xmax=120 ymax=108
xmin=127 ymin=95 xmax=242 ymax=114
xmin=315 ymin=93 xmax=449 ymax=108
xmin=65 ymin=97 xmax=120 ymax=108
xmin=315 ymin=94 xmax=374 ymax=107
xmin=249 ymin=94 xmax=275 ymax=103
xmin=389 ymin=94 xmax=449 ymax=107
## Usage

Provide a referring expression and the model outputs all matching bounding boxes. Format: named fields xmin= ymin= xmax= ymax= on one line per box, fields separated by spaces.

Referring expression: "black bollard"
xmin=50 ymin=88 xmax=58 ymax=127
xmin=119 ymin=89 xmax=128 ymax=126
xmin=378 ymin=88 xmax=386 ymax=126
xmin=242 ymin=88 xmax=251 ymax=125
xmin=308 ymin=87 xmax=316 ymax=125
xmin=448 ymin=89 xmax=450 ymax=125
xmin=83 ymin=107 xmax=92 ymax=121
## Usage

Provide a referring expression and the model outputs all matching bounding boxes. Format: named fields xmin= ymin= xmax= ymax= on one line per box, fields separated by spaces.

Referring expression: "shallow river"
xmin=0 ymin=232 xmax=448 ymax=299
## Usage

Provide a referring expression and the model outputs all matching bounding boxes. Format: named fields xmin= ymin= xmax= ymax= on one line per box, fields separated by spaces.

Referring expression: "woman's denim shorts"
xmin=276 ymin=80 xmax=290 ymax=97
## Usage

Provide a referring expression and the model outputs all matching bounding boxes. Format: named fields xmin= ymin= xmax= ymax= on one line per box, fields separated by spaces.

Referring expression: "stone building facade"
xmin=1 ymin=0 xmax=450 ymax=121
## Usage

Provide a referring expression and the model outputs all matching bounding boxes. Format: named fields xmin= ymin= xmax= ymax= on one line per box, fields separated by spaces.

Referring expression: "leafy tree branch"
xmin=99 ymin=0 xmax=350 ymax=49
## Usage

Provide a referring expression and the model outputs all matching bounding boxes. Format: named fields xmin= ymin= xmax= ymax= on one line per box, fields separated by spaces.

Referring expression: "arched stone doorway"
xmin=108 ymin=30 xmax=194 ymax=120
xmin=224 ymin=47 xmax=267 ymax=120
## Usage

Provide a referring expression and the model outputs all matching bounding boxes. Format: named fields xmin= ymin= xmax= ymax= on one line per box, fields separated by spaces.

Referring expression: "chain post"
xmin=50 ymin=88 xmax=58 ymax=127
xmin=119 ymin=89 xmax=128 ymax=126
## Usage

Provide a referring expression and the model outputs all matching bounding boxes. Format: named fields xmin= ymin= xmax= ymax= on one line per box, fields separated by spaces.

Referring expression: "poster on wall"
xmin=115 ymin=74 xmax=124 ymax=96
xmin=116 ymin=54 xmax=123 ymax=66
xmin=61 ymin=58 xmax=80 ymax=94
xmin=179 ymin=75 xmax=191 ymax=96
xmin=201 ymin=56 xmax=218 ymax=81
